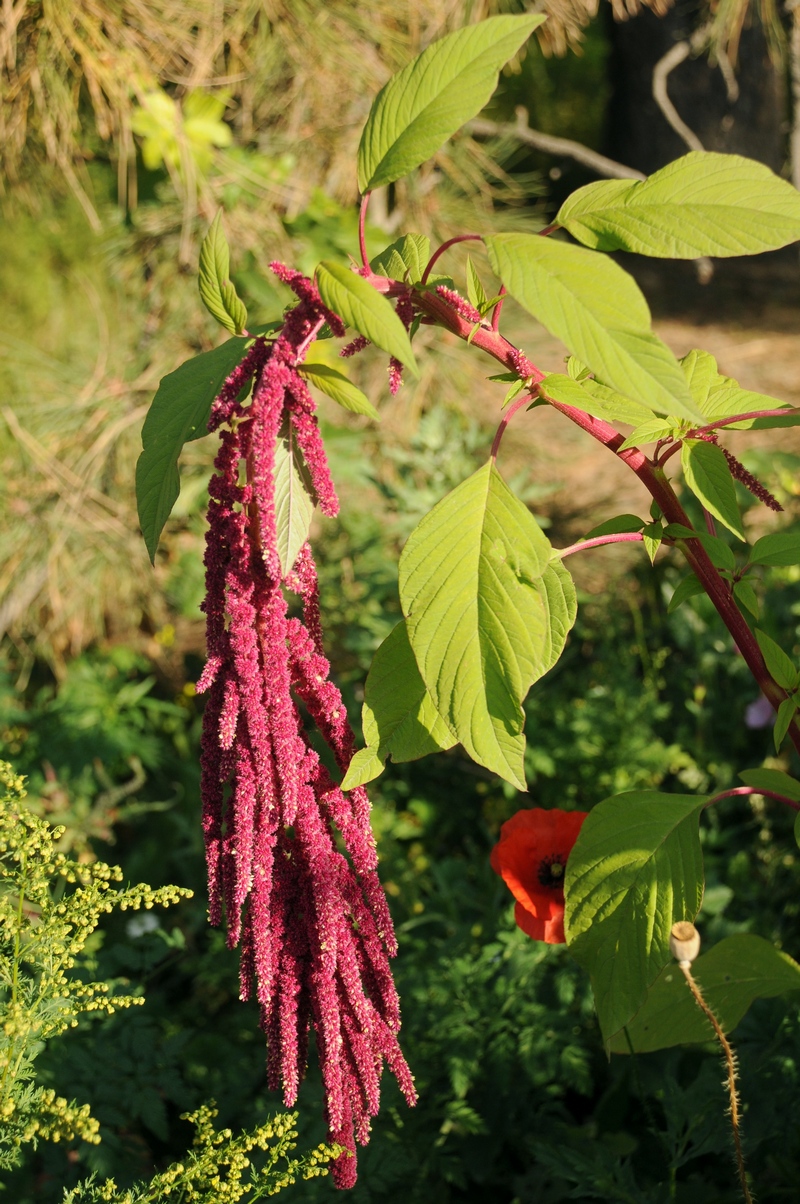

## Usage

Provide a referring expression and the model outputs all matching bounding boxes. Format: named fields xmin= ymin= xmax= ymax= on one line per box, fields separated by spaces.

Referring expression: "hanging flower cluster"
xmin=491 ymin=808 xmax=587 ymax=944
xmin=197 ymin=264 xmax=416 ymax=1188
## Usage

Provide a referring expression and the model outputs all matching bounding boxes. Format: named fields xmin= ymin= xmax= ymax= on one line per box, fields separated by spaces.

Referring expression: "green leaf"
xmin=557 ymin=152 xmax=800 ymax=258
xmin=198 ymin=212 xmax=248 ymax=335
xmin=502 ymin=379 xmax=527 ymax=408
xmin=774 ymin=697 xmax=798 ymax=752
xmin=539 ymin=373 xmax=654 ymax=427
xmin=680 ymin=349 xmax=719 ymax=411
xmin=398 ymin=461 xmax=576 ymax=789
xmin=680 ymin=440 xmax=744 ymax=540
xmin=274 ymin=422 xmax=316 ymax=576
xmin=739 ymin=767 xmax=800 ymax=801
xmin=641 ymin=521 xmax=662 ymax=565
xmin=733 ymin=579 xmax=759 ymax=618
xmin=609 ymin=935 xmax=800 ymax=1054
xmin=796 ymin=810 xmax=800 ymax=850
xmin=341 ymin=620 xmax=455 ymax=790
xmin=300 ymin=363 xmax=380 ymax=420
xmin=357 ymin=14 xmax=544 ymax=192
xmin=755 ymin=629 xmax=798 ymax=691
xmin=136 ymin=337 xmax=250 ymax=562
xmin=583 ymin=514 xmax=645 ymax=539
xmin=315 ymin=261 xmax=418 ymax=376
xmin=466 ymin=255 xmax=489 ymax=313
xmin=679 ymin=351 xmax=800 ymax=429
xmin=370 ymin=233 xmax=431 ymax=283
xmin=486 ymin=233 xmax=700 ymax=422
xmin=748 ymin=530 xmax=800 ymax=567
xmin=668 ymin=574 xmax=706 ymax=613
xmin=617 ymin=418 xmax=679 ymax=451
xmin=564 ymin=790 xmax=706 ymax=1045
xmin=663 ymin=524 xmax=736 ymax=571
xmin=566 ymin=355 xmax=591 ymax=381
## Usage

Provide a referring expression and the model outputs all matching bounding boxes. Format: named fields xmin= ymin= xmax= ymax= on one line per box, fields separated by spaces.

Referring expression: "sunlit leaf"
xmin=274 ymin=422 xmax=316 ymax=575
xmin=300 ymin=363 xmax=379 ymax=420
xmin=680 ymin=440 xmax=744 ymax=540
xmin=198 ymin=212 xmax=248 ymax=336
xmin=316 ymin=260 xmax=418 ymax=375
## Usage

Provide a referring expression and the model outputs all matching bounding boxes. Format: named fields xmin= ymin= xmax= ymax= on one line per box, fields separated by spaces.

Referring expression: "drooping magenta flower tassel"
xmin=197 ymin=266 xmax=416 ymax=1188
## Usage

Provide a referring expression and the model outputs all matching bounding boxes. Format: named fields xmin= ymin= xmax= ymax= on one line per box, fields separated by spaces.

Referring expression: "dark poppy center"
xmin=538 ymin=853 xmax=566 ymax=889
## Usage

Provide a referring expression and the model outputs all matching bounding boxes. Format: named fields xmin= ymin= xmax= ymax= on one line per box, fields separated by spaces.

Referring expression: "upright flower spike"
xmin=491 ymin=808 xmax=588 ymax=944
xmin=197 ymin=266 xmax=416 ymax=1187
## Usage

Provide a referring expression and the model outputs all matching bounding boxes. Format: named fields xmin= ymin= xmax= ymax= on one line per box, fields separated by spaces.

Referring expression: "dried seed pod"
xmin=670 ymin=920 xmax=701 ymax=964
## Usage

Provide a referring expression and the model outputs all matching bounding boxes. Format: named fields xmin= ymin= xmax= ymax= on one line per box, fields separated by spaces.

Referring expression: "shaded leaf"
xmin=300 ymin=363 xmax=379 ymax=420
xmin=136 ymin=338 xmax=249 ymax=562
xmin=733 ymin=579 xmax=759 ymax=618
xmin=668 ymin=574 xmax=706 ymax=613
xmin=565 ymin=790 xmax=706 ymax=1046
xmin=774 ymin=697 xmax=798 ymax=752
xmin=680 ymin=440 xmax=744 ymax=539
xmin=748 ymin=530 xmax=800 ymax=567
xmin=583 ymin=514 xmax=645 ymax=539
xmin=357 ymin=15 xmax=544 ymax=191
xmin=738 ymin=767 xmax=800 ymax=801
xmin=755 ymin=629 xmax=798 ymax=691
xmin=274 ymin=423 xmax=316 ymax=575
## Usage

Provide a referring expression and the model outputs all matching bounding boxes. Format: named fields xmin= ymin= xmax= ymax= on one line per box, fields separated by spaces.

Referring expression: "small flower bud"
xmin=670 ymin=920 xmax=701 ymax=964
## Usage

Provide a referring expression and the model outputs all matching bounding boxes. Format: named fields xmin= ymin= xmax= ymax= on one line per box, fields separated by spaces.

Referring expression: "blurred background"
xmin=2 ymin=1 xmax=800 ymax=1199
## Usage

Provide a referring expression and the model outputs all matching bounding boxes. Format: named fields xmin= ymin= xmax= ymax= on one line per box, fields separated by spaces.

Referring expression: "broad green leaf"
xmin=748 ymin=530 xmax=800 ymax=568
xmin=466 ymin=255 xmax=489 ymax=313
xmin=399 ymin=461 xmax=576 ymax=789
xmin=739 ymin=767 xmax=800 ymax=801
xmin=539 ymin=373 xmax=654 ymax=427
xmin=315 ymin=261 xmax=418 ymax=376
xmin=733 ymin=579 xmax=759 ymax=618
xmin=755 ymin=629 xmax=798 ymax=690
xmin=357 ymin=15 xmax=544 ymax=192
xmin=136 ymin=337 xmax=249 ymax=562
xmin=557 ymin=152 xmax=800 ymax=258
xmin=565 ymin=790 xmax=706 ymax=1045
xmin=680 ymin=349 xmax=719 ymax=411
xmin=667 ymin=574 xmax=706 ymax=613
xmin=775 ymin=698 xmax=798 ymax=751
xmin=486 ymin=234 xmax=700 ymax=422
xmin=300 ymin=363 xmax=380 ymax=420
xmin=609 ymin=935 xmax=800 ymax=1054
xmin=618 ymin=419 xmax=678 ymax=451
xmin=198 ymin=212 xmax=248 ymax=335
xmin=641 ymin=521 xmax=662 ymax=564
xmin=370 ymin=233 xmax=431 ymax=283
xmin=679 ymin=352 xmax=800 ymax=429
xmin=680 ymin=440 xmax=744 ymax=540
xmin=583 ymin=514 xmax=645 ymax=539
xmin=274 ymin=423 xmax=316 ymax=575
xmin=341 ymin=620 xmax=455 ymax=790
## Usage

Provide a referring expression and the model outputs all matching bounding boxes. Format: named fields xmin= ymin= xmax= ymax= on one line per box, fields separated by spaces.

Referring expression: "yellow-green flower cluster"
xmin=0 ymin=761 xmax=191 ymax=1170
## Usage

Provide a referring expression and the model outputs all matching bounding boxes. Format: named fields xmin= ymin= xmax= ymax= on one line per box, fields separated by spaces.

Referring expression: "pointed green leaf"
xmin=739 ymin=767 xmax=800 ymax=801
xmin=679 ymin=350 xmax=800 ymax=429
xmin=315 ymin=261 xmax=418 ymax=376
xmin=775 ymin=697 xmax=798 ymax=752
xmin=748 ymin=531 xmax=800 ymax=567
xmin=755 ymin=629 xmax=798 ymax=691
xmin=667 ymin=574 xmax=706 ymax=613
xmin=341 ymin=620 xmax=455 ymax=790
xmin=199 ymin=212 xmax=248 ymax=335
xmin=357 ymin=14 xmax=544 ymax=192
xmin=733 ymin=579 xmax=759 ymax=618
xmin=618 ymin=419 xmax=678 ymax=451
xmin=641 ymin=521 xmax=662 ymax=564
xmin=300 ymin=363 xmax=380 ymax=420
xmin=136 ymin=337 xmax=250 ymax=562
xmin=609 ymin=935 xmax=800 ymax=1054
xmin=557 ymin=152 xmax=800 ymax=258
xmin=663 ymin=523 xmax=736 ymax=570
xmin=566 ymin=355 xmax=592 ymax=381
xmin=370 ymin=233 xmax=431 ymax=283
xmin=486 ymin=234 xmax=700 ymax=422
xmin=399 ymin=461 xmax=576 ymax=789
xmin=680 ymin=440 xmax=744 ymax=539
xmin=540 ymin=373 xmax=654 ymax=427
xmin=564 ymin=790 xmax=706 ymax=1045
xmin=466 ymin=255 xmax=489 ymax=313
xmin=274 ymin=422 xmax=316 ymax=575
xmin=680 ymin=349 xmax=720 ymax=411
xmin=583 ymin=514 xmax=645 ymax=539
xmin=502 ymin=378 xmax=527 ymax=408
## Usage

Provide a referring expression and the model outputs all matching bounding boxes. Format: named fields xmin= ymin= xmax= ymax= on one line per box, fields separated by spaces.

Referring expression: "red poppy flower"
xmin=490 ymin=807 xmax=588 ymax=944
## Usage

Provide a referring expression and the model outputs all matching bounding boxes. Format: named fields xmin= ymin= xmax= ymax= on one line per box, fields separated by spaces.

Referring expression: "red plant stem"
xmin=491 ymin=285 xmax=506 ymax=331
xmin=559 ymin=532 xmax=645 ymax=558
xmin=294 ymin=316 xmax=327 ymax=363
xmin=358 ymin=193 xmax=371 ymax=269
xmin=539 ymin=224 xmax=559 ymax=237
xmin=421 ymin=234 xmax=483 ymax=285
xmin=490 ymin=394 xmax=531 ymax=459
xmin=398 ymin=283 xmax=800 ymax=756
xmin=706 ymin=786 xmax=800 ymax=812
xmin=695 ymin=408 xmax=796 ymax=435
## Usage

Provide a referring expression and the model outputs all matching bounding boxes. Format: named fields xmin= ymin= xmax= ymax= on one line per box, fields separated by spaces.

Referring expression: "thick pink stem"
xmin=559 ymin=532 xmax=644 ymax=558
